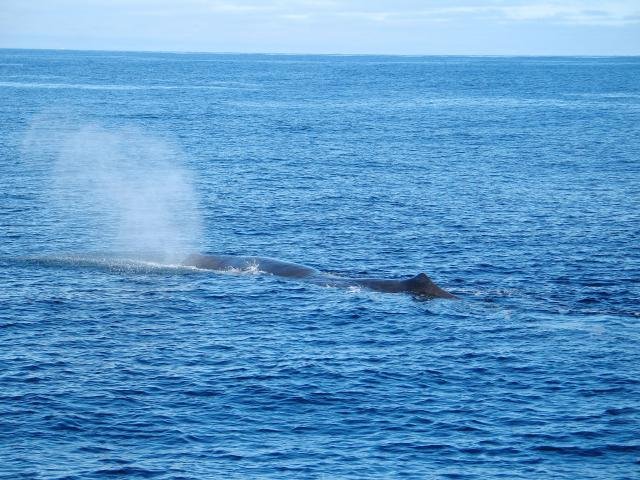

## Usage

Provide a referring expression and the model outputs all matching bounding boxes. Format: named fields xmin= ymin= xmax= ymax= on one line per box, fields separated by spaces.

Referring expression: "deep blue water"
xmin=1 ymin=50 xmax=639 ymax=479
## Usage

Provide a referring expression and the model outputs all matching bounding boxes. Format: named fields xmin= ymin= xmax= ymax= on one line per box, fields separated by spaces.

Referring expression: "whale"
xmin=182 ymin=253 xmax=457 ymax=299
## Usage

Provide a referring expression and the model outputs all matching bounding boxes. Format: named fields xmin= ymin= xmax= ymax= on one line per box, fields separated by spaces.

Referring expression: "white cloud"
xmin=112 ymin=1 xmax=640 ymax=26
xmin=205 ymin=1 xmax=277 ymax=14
xmin=279 ymin=13 xmax=311 ymax=21
xmin=351 ymin=2 xmax=640 ymax=26
xmin=497 ymin=2 xmax=640 ymax=25
xmin=1 ymin=0 xmax=639 ymax=54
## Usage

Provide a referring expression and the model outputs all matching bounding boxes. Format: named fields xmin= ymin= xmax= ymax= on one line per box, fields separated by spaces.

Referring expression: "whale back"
xmin=182 ymin=253 xmax=319 ymax=278
xmin=405 ymin=273 xmax=457 ymax=299
xmin=183 ymin=253 xmax=457 ymax=299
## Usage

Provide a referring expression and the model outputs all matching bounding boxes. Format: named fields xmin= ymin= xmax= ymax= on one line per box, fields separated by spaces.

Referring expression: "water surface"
xmin=1 ymin=50 xmax=639 ymax=479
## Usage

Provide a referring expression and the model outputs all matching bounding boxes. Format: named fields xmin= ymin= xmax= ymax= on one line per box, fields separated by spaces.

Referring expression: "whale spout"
xmin=406 ymin=273 xmax=458 ymax=299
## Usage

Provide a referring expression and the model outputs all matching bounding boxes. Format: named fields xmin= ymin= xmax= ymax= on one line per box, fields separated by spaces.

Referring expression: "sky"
xmin=0 ymin=0 xmax=639 ymax=55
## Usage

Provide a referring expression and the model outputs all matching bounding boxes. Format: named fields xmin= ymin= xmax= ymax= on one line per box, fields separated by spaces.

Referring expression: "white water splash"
xmin=224 ymin=260 xmax=264 ymax=275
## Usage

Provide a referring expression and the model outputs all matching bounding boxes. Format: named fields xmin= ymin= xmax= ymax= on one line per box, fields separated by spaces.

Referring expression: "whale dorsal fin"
xmin=408 ymin=272 xmax=458 ymax=299
xmin=411 ymin=273 xmax=431 ymax=283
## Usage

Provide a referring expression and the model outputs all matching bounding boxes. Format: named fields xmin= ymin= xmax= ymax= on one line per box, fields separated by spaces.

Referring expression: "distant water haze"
xmin=21 ymin=115 xmax=203 ymax=262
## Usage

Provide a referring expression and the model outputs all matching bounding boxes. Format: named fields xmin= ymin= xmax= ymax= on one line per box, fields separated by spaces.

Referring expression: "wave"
xmin=6 ymin=253 xmax=195 ymax=275
xmin=0 ymin=81 xmax=257 ymax=91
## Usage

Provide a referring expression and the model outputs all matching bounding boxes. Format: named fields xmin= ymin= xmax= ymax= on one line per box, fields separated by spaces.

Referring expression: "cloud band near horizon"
xmin=1 ymin=1 xmax=639 ymax=55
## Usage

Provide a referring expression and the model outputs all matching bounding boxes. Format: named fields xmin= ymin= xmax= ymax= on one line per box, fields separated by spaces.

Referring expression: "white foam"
xmin=223 ymin=261 xmax=264 ymax=275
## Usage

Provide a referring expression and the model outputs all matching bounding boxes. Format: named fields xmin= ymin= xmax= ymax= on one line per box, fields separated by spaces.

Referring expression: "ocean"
xmin=1 ymin=50 xmax=639 ymax=479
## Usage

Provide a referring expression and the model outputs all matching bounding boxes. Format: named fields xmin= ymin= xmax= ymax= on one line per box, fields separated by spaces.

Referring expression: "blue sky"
xmin=1 ymin=0 xmax=638 ymax=55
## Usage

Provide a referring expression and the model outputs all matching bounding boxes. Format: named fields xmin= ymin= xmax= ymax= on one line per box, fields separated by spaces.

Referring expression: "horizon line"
xmin=1 ymin=47 xmax=639 ymax=58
